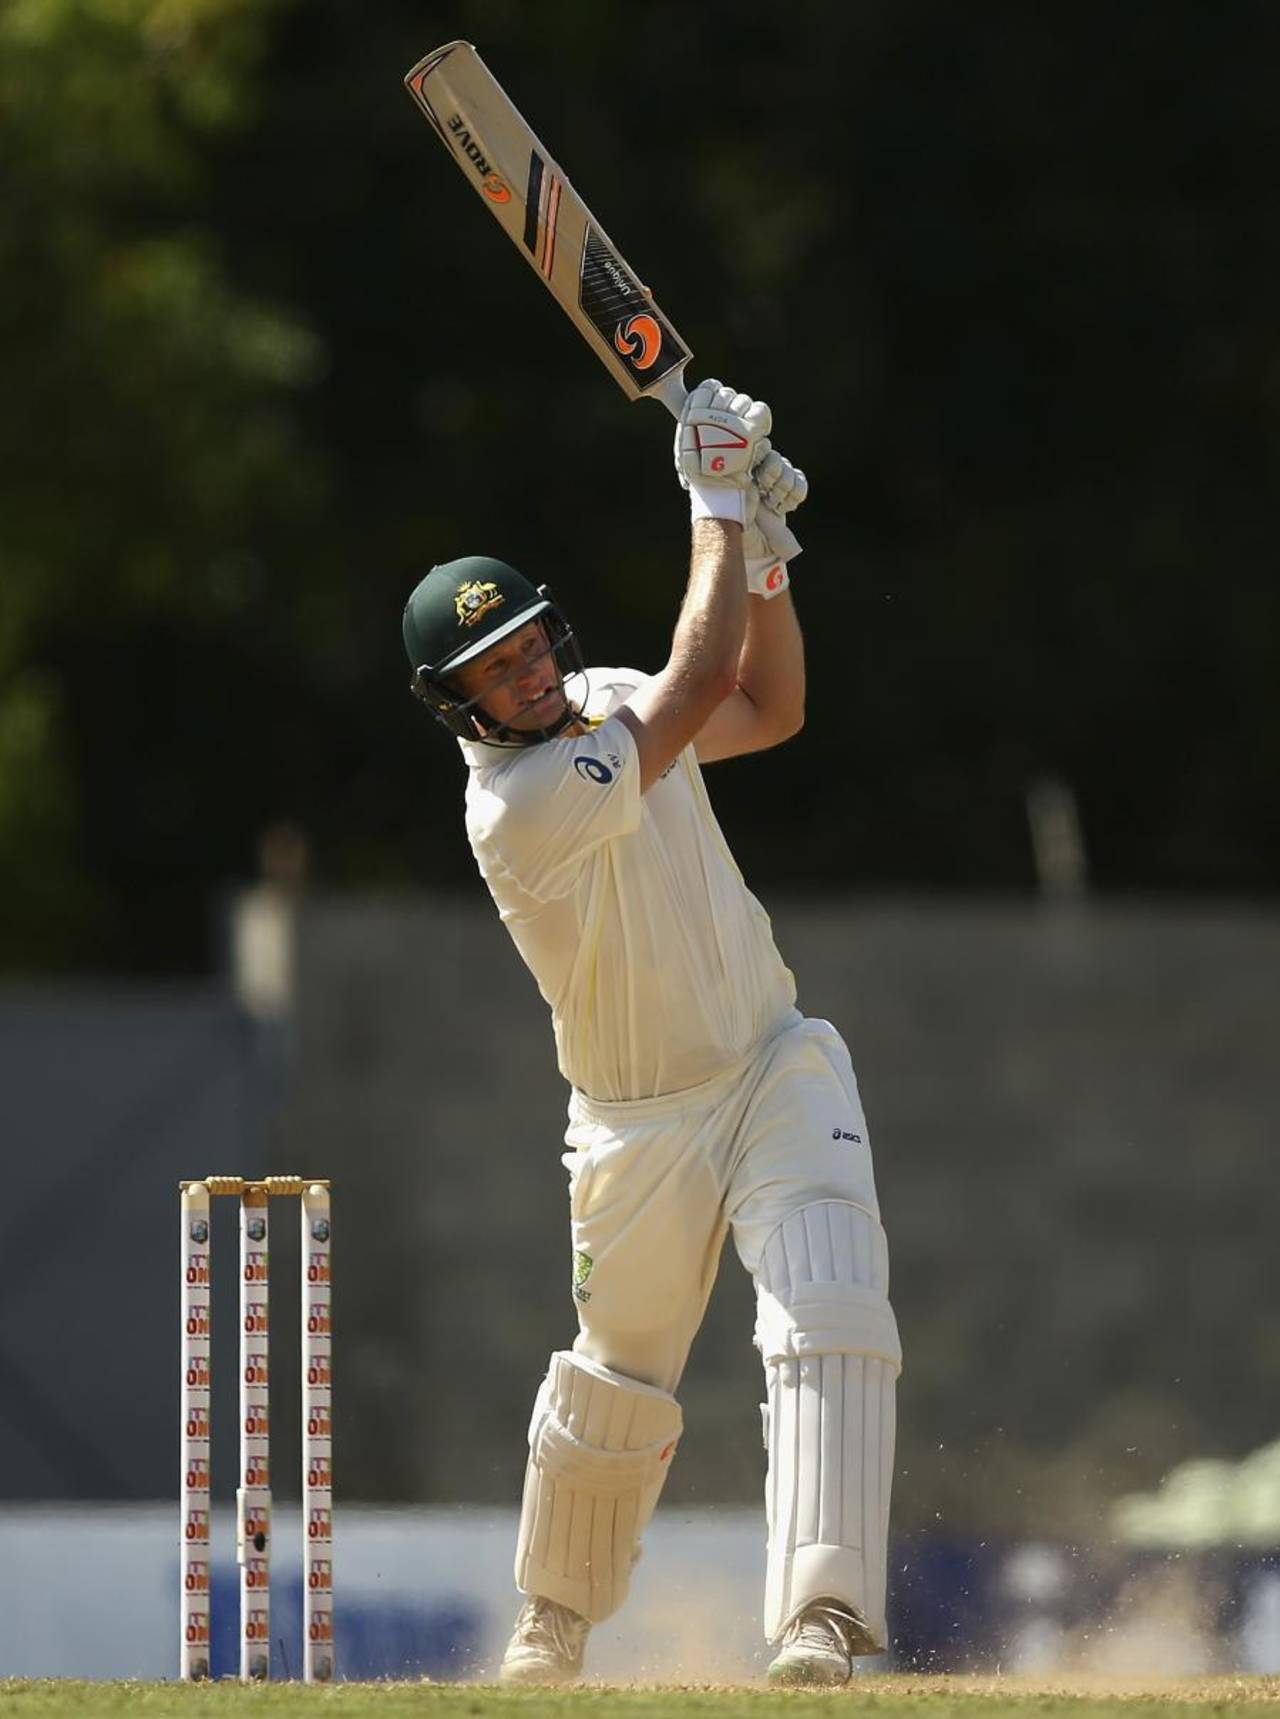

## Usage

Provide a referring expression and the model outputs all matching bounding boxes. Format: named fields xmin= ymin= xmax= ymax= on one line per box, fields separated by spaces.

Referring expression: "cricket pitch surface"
xmin=2 ymin=1676 xmax=1278 ymax=1718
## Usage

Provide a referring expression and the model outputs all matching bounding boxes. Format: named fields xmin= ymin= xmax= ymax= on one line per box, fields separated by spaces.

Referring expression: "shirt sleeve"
xmin=468 ymin=713 xmax=641 ymax=902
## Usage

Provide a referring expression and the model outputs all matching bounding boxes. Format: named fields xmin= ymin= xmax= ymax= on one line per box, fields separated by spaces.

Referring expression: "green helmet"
xmin=401 ymin=555 xmax=585 ymax=744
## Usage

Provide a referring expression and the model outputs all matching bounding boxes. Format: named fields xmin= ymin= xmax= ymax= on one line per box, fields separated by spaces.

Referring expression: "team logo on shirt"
xmin=574 ymin=757 xmax=613 ymax=785
xmin=572 ymin=1250 xmax=594 ymax=1302
xmin=454 ymin=580 xmax=504 ymax=627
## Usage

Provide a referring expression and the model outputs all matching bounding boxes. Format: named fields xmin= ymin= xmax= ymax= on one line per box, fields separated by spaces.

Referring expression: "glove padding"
xmin=754 ymin=447 xmax=808 ymax=517
xmin=743 ymin=447 xmax=807 ymax=598
xmin=675 ymin=379 xmax=773 ymax=490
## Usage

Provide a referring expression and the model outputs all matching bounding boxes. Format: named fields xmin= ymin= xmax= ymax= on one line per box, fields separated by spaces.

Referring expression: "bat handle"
xmin=651 ymin=369 xmax=689 ymax=419
xmin=650 ymin=368 xmax=803 ymax=561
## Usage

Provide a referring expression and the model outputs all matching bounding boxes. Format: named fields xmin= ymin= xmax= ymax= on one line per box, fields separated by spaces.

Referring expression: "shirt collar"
xmin=458 ymin=733 xmax=524 ymax=771
xmin=459 ymin=710 xmax=606 ymax=770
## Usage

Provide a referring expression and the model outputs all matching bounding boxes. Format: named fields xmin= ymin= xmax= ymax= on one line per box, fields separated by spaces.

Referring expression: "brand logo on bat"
xmin=455 ymin=580 xmax=504 ymax=626
xmin=613 ymin=314 xmax=662 ymax=371
xmin=446 ymin=113 xmax=509 ymax=201
xmin=578 ymin=230 xmax=689 ymax=388
xmin=594 ymin=250 xmax=636 ymax=298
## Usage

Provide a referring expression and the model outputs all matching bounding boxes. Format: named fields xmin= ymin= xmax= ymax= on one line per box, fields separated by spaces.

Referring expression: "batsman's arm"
xmin=693 ymin=588 xmax=805 ymax=764
xmin=615 ymin=518 xmax=747 ymax=793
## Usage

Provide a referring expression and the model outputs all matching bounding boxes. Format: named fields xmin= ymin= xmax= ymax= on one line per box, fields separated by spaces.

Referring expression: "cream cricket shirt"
xmin=460 ymin=667 xmax=798 ymax=1102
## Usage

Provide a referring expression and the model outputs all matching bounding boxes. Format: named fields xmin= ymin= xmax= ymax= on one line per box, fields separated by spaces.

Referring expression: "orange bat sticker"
xmin=613 ymin=313 xmax=662 ymax=370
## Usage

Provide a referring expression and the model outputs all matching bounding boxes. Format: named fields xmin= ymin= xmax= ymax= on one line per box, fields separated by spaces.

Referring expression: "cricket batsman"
xmin=401 ymin=381 xmax=901 ymax=1686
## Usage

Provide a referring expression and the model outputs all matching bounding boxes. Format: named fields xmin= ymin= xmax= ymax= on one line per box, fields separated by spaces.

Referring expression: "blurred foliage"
xmin=2 ymin=0 xmax=1279 ymax=971
xmin=0 ymin=0 xmax=328 ymax=965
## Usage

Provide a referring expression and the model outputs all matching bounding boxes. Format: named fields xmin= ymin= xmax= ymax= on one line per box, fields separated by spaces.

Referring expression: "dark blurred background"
xmin=5 ymin=0 xmax=1278 ymax=973
xmin=2 ymin=0 xmax=1278 ymax=1637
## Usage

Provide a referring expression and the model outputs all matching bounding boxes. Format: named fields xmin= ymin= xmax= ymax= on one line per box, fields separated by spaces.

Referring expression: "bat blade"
xmin=404 ymin=41 xmax=691 ymax=411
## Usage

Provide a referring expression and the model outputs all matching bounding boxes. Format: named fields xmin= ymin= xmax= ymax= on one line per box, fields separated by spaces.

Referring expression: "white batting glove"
xmin=675 ymin=379 xmax=773 ymax=524
xmin=743 ymin=448 xmax=807 ymax=598
xmin=754 ymin=447 xmax=808 ymax=517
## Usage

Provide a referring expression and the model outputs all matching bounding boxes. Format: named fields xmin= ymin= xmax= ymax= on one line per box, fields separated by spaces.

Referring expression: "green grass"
xmin=1 ymin=1679 xmax=1278 ymax=1719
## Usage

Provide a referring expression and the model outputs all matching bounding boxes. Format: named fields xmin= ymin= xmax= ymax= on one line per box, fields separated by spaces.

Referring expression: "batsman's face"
xmin=452 ymin=620 xmax=568 ymax=732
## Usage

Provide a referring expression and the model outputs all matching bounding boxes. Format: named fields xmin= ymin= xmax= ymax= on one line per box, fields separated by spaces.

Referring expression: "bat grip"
xmin=652 ymin=370 xmax=688 ymax=419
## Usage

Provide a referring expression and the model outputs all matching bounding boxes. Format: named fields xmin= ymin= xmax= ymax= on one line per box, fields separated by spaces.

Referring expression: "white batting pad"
xmin=755 ymin=1201 xmax=902 ymax=1646
xmin=515 ymin=1349 xmax=682 ymax=1623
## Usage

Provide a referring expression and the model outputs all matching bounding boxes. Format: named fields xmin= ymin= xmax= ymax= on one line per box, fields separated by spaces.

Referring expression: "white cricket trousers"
xmin=562 ymin=1015 xmax=884 ymax=1395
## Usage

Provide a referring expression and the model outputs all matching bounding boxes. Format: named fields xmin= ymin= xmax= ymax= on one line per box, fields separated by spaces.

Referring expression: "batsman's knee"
xmin=753 ymin=1199 xmax=901 ymax=1371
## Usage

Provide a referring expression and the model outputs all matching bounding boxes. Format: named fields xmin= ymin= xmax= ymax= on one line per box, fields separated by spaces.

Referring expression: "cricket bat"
xmin=403 ymin=42 xmax=801 ymax=562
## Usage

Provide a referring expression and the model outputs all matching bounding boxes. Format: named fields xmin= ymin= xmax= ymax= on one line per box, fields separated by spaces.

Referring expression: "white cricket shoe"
xmin=498 ymin=1594 xmax=591 ymax=1685
xmin=766 ymin=1598 xmax=876 ymax=1686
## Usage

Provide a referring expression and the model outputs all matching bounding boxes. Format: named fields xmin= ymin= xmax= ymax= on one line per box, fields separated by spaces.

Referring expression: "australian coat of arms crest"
xmin=454 ymin=580 xmax=504 ymax=627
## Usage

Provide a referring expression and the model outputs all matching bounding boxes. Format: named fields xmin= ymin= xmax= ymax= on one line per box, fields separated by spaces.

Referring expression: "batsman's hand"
xmin=743 ymin=448 xmax=807 ymax=599
xmin=674 ymin=379 xmax=773 ymax=490
xmin=754 ymin=447 xmax=808 ymax=518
